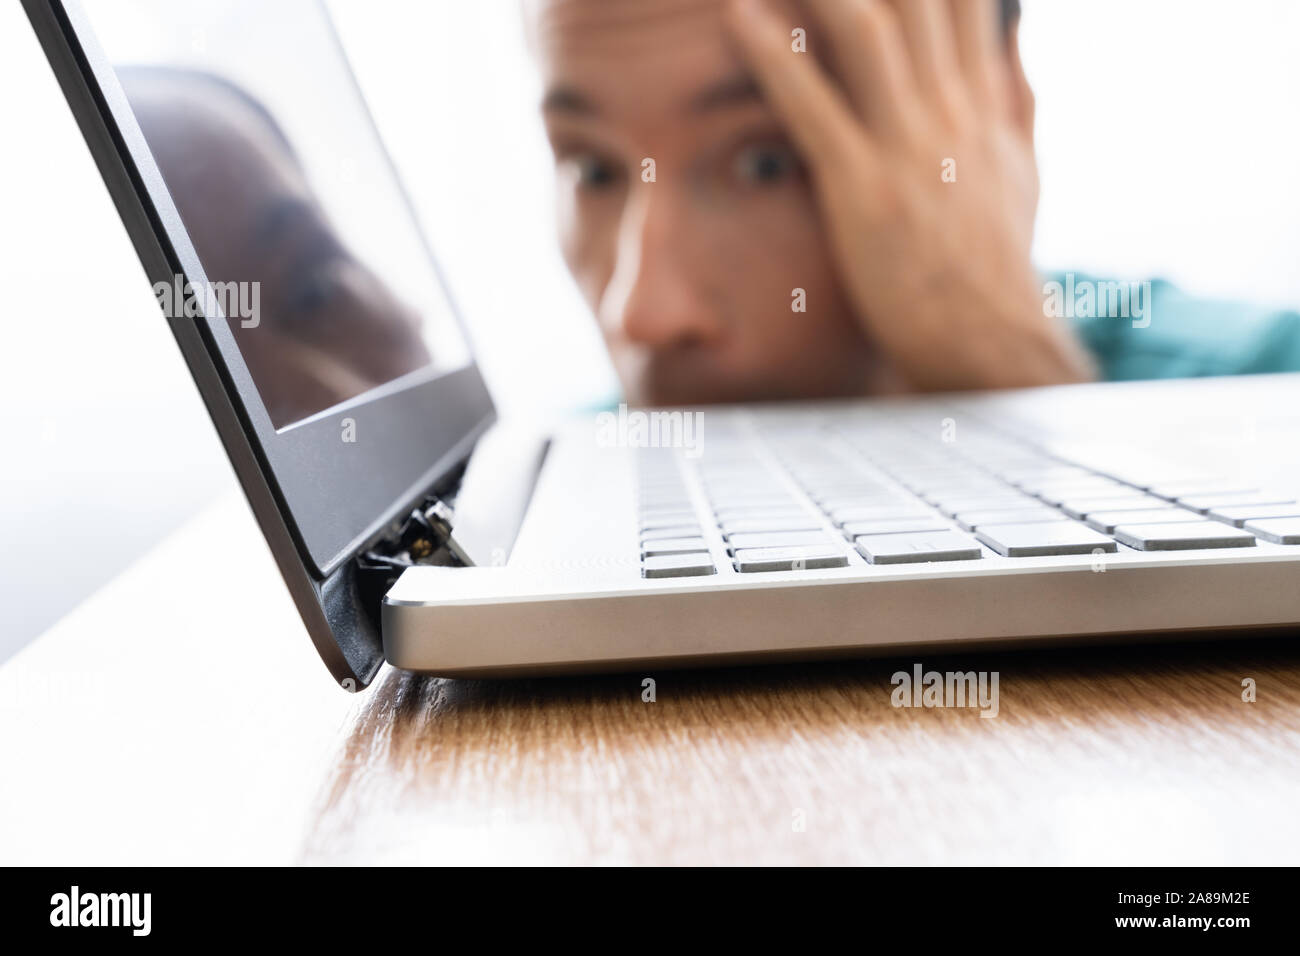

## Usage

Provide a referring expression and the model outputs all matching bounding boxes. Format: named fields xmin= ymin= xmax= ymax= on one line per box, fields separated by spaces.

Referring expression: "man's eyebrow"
xmin=542 ymin=85 xmax=597 ymax=116
xmin=687 ymin=74 xmax=763 ymax=113
xmin=541 ymin=75 xmax=764 ymax=118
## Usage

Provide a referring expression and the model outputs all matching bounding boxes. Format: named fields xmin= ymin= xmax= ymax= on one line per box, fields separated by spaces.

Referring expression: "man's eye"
xmin=733 ymin=144 xmax=800 ymax=185
xmin=571 ymin=154 xmax=622 ymax=190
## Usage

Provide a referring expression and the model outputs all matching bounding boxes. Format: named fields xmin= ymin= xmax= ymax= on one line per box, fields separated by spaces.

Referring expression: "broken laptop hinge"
xmin=359 ymin=495 xmax=475 ymax=574
xmin=408 ymin=497 xmax=475 ymax=567
xmin=354 ymin=494 xmax=476 ymax=626
xmin=355 ymin=495 xmax=476 ymax=609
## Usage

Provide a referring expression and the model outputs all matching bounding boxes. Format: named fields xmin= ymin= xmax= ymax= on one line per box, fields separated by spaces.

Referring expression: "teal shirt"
xmin=1054 ymin=273 xmax=1300 ymax=381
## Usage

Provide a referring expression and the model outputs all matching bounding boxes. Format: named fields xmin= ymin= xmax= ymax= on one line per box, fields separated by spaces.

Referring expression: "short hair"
xmin=118 ymin=65 xmax=301 ymax=166
xmin=1001 ymin=0 xmax=1021 ymax=35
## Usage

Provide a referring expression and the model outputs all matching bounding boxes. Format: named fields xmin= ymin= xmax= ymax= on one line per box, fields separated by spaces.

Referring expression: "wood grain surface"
xmin=2 ymin=496 xmax=1298 ymax=865
xmin=306 ymin=639 xmax=1300 ymax=865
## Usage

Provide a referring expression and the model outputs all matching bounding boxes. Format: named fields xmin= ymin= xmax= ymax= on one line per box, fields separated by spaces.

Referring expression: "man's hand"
xmin=727 ymin=0 xmax=1094 ymax=391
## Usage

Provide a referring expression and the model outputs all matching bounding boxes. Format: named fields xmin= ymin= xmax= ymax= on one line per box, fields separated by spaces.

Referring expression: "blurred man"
xmin=529 ymin=0 xmax=1300 ymax=405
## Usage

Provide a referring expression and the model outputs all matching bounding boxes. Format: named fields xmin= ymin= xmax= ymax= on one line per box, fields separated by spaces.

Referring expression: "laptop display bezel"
xmin=51 ymin=0 xmax=497 ymax=580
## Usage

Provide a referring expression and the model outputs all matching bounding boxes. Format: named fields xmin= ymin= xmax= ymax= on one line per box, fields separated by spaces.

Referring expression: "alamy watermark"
xmin=50 ymin=886 xmax=151 ymax=937
xmin=1042 ymin=273 xmax=1151 ymax=329
xmin=596 ymin=403 xmax=704 ymax=458
xmin=891 ymin=663 xmax=1000 ymax=718
xmin=153 ymin=274 xmax=260 ymax=328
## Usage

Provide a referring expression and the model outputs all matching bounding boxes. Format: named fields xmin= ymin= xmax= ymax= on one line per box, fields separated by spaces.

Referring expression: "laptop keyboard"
xmin=636 ymin=412 xmax=1300 ymax=578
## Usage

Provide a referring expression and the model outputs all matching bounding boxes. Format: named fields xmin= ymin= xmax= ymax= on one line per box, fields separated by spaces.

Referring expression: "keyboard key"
xmin=975 ymin=522 xmax=1117 ymax=557
xmin=1000 ymin=465 xmax=1091 ymax=484
xmin=1020 ymin=477 xmax=1120 ymax=494
xmin=1176 ymin=492 xmax=1292 ymax=514
xmin=855 ymin=530 xmax=983 ymax=565
xmin=909 ymin=480 xmax=1010 ymax=497
xmin=641 ymin=537 xmax=711 ymax=557
xmin=893 ymin=468 xmax=987 ymax=482
xmin=721 ymin=516 xmax=822 ymax=535
xmin=726 ymin=530 xmax=836 ymax=552
xmin=637 ymin=509 xmax=696 ymax=525
xmin=640 ymin=524 xmax=703 ymax=540
xmin=641 ymin=553 xmax=717 ymax=578
xmin=815 ymin=495 xmax=912 ymax=512
xmin=712 ymin=506 xmax=808 ymax=522
xmin=638 ymin=484 xmax=687 ymax=495
xmin=1084 ymin=507 xmax=1193 ymax=534
xmin=1015 ymin=467 xmax=1110 ymax=483
xmin=1243 ymin=517 xmax=1300 ymax=544
xmin=1059 ymin=494 xmax=1166 ymax=520
xmin=637 ymin=481 xmax=688 ymax=494
xmin=1206 ymin=503 xmax=1300 ymax=526
xmin=1112 ymin=473 xmax=1218 ymax=494
xmin=636 ymin=479 xmax=686 ymax=493
xmin=885 ymin=465 xmax=967 ymax=480
xmin=1032 ymin=481 xmax=1131 ymax=506
xmin=1112 ymin=521 xmax=1256 ymax=551
xmin=701 ymin=488 xmax=791 ymax=503
xmin=807 ymin=486 xmax=895 ymax=502
xmin=637 ymin=481 xmax=691 ymax=496
xmin=639 ymin=498 xmax=689 ymax=512
xmin=707 ymin=497 xmax=798 ymax=512
xmin=732 ymin=545 xmax=849 ymax=572
xmin=916 ymin=477 xmax=1012 ymax=494
xmin=934 ymin=495 xmax=1036 ymax=517
xmin=954 ymin=507 xmax=1068 ymax=532
xmin=840 ymin=516 xmax=950 ymax=538
xmin=1078 ymin=466 xmax=1168 ymax=490
xmin=829 ymin=504 xmax=932 ymax=525
xmin=1148 ymin=479 xmax=1254 ymax=500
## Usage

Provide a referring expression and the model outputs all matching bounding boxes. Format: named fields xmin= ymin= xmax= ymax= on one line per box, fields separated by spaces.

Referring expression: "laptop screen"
xmin=81 ymin=0 xmax=472 ymax=430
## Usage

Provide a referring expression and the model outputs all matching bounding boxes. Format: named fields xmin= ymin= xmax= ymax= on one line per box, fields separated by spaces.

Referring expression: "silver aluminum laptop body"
xmin=28 ymin=0 xmax=1300 ymax=689
xmin=386 ymin=374 xmax=1300 ymax=676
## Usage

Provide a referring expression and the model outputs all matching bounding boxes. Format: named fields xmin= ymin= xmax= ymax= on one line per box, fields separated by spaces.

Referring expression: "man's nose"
xmin=597 ymin=187 xmax=724 ymax=350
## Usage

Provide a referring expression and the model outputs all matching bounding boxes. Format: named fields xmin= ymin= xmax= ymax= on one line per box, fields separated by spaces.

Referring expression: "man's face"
xmin=532 ymin=0 xmax=881 ymax=405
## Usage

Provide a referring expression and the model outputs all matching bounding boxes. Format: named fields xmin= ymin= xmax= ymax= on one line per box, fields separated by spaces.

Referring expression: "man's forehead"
xmin=530 ymin=0 xmax=807 ymax=122
xmin=531 ymin=0 xmax=725 ymax=39
xmin=529 ymin=0 xmax=801 ymax=56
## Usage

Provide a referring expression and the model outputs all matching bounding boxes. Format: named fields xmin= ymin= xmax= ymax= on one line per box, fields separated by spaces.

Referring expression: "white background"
xmin=1 ymin=0 xmax=1297 ymax=662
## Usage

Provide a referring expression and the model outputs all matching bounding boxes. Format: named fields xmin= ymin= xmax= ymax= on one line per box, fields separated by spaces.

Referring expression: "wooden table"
xmin=2 ymin=494 xmax=1297 ymax=865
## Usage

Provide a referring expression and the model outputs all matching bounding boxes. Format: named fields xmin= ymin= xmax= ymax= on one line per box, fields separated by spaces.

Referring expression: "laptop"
xmin=26 ymin=0 xmax=1300 ymax=689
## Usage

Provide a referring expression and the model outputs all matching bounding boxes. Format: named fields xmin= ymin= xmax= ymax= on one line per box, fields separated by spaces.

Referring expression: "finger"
xmin=883 ymin=0 xmax=958 ymax=101
xmin=1005 ymin=17 xmax=1035 ymax=142
xmin=804 ymin=0 xmax=917 ymax=140
xmin=947 ymin=0 xmax=1001 ymax=107
xmin=725 ymin=0 xmax=868 ymax=171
